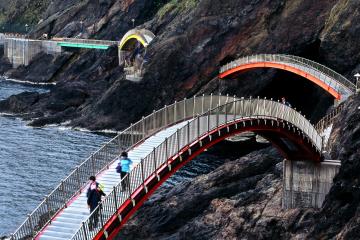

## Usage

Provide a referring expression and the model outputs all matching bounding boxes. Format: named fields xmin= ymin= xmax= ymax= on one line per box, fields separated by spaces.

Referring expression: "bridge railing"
xmin=315 ymin=103 xmax=345 ymax=133
xmin=11 ymin=94 xmax=233 ymax=240
xmin=220 ymin=54 xmax=356 ymax=97
xmin=52 ymin=37 xmax=118 ymax=46
xmin=70 ymin=97 xmax=322 ymax=240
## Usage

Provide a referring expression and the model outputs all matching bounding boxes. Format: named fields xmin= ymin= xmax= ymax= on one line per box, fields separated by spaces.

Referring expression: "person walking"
xmin=281 ymin=97 xmax=292 ymax=107
xmin=116 ymin=152 xmax=133 ymax=191
xmin=86 ymin=176 xmax=106 ymax=230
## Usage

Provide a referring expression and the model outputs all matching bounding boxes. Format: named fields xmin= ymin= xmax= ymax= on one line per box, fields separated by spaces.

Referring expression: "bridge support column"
xmin=282 ymin=159 xmax=340 ymax=209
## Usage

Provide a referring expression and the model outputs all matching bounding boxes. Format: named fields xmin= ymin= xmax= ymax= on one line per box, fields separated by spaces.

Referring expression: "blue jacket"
xmin=120 ymin=157 xmax=133 ymax=173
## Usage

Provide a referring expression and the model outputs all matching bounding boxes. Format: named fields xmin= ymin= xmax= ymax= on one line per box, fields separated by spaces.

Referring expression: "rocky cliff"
xmin=2 ymin=0 xmax=358 ymax=130
xmin=1 ymin=0 xmax=360 ymax=239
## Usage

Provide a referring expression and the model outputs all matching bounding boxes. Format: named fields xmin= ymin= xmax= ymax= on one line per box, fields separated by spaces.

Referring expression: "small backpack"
xmin=116 ymin=163 xmax=122 ymax=173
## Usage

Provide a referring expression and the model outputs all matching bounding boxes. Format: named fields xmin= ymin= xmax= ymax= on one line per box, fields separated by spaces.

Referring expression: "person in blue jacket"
xmin=116 ymin=151 xmax=133 ymax=191
xmin=86 ymin=176 xmax=106 ymax=230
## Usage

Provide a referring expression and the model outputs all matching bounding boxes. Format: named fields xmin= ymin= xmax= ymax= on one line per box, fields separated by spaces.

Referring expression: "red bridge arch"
xmin=219 ymin=62 xmax=341 ymax=100
xmin=94 ymin=116 xmax=322 ymax=240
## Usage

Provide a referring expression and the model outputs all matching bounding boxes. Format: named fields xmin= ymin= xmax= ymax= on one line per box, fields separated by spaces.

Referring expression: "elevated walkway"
xmin=52 ymin=38 xmax=117 ymax=50
xmin=12 ymin=95 xmax=333 ymax=240
xmin=220 ymin=54 xmax=356 ymax=101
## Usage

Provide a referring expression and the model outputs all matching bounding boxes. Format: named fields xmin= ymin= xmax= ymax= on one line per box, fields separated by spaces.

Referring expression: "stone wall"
xmin=282 ymin=159 xmax=340 ymax=209
xmin=4 ymin=38 xmax=62 ymax=67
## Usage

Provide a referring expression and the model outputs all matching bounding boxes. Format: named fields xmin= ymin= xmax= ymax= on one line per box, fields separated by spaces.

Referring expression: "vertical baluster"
xmin=152 ymin=110 xmax=156 ymax=131
xmin=140 ymin=159 xmax=147 ymax=192
xmin=177 ymin=129 xmax=181 ymax=153
xmin=91 ymin=154 xmax=95 ymax=176
xmin=207 ymin=110 xmax=210 ymax=132
xmin=187 ymin=123 xmax=190 ymax=144
xmin=76 ymin=167 xmax=81 ymax=190
xmin=82 ymin=221 xmax=88 ymax=240
xmin=174 ymin=101 xmax=177 ymax=123
xmin=201 ymin=94 xmax=205 ymax=113
xmin=164 ymin=105 xmax=168 ymax=126
xmin=27 ymin=214 xmax=34 ymax=237
xmin=197 ymin=115 xmax=200 ymax=138
xmin=113 ymin=186 xmax=118 ymax=210
xmin=216 ymin=104 xmax=219 ymax=127
xmin=193 ymin=95 xmax=196 ymax=118
xmin=45 ymin=195 xmax=51 ymax=224
xmin=183 ymin=98 xmax=187 ymax=119
xmin=142 ymin=116 xmax=145 ymax=138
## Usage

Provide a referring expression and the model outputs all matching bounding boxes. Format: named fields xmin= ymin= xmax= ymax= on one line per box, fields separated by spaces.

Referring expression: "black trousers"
xmin=120 ymin=171 xmax=129 ymax=190
xmin=89 ymin=206 xmax=99 ymax=230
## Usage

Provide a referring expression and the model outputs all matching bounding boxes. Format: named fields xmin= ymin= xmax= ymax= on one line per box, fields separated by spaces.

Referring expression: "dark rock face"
xmin=0 ymin=0 xmax=349 ymax=129
xmin=309 ymin=93 xmax=360 ymax=239
xmin=117 ymin=147 xmax=314 ymax=240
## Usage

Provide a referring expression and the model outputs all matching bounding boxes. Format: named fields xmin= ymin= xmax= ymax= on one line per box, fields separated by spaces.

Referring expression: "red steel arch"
xmin=219 ymin=62 xmax=341 ymax=100
xmin=93 ymin=117 xmax=321 ymax=240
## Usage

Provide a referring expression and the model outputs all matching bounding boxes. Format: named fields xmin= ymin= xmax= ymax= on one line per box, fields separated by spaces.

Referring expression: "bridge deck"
xmin=37 ymin=121 xmax=190 ymax=240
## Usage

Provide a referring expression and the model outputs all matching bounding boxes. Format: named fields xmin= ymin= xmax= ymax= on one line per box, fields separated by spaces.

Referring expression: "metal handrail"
xmin=70 ymin=97 xmax=323 ymax=240
xmin=52 ymin=37 xmax=118 ymax=46
xmin=315 ymin=103 xmax=345 ymax=133
xmin=220 ymin=54 xmax=356 ymax=99
xmin=11 ymin=94 xmax=233 ymax=240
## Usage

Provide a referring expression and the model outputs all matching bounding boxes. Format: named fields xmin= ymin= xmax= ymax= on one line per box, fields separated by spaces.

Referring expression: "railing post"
xmin=142 ymin=116 xmax=145 ymax=138
xmin=207 ymin=110 xmax=210 ymax=132
xmin=76 ymin=166 xmax=81 ymax=190
xmin=177 ymin=129 xmax=181 ymax=153
xmin=225 ymin=102 xmax=228 ymax=123
xmin=130 ymin=123 xmax=134 ymax=146
xmin=174 ymin=101 xmax=177 ymax=123
xmin=127 ymin=174 xmax=132 ymax=199
xmin=165 ymin=138 xmax=169 ymax=160
xmin=210 ymin=93 xmax=213 ymax=110
xmin=113 ymin=186 xmax=119 ymax=209
xmin=99 ymin=203 xmax=105 ymax=230
xmin=82 ymin=221 xmax=89 ymax=240
xmin=201 ymin=94 xmax=205 ymax=113
xmin=187 ymin=122 xmax=190 ymax=144
xmin=152 ymin=110 xmax=156 ymax=131
xmin=233 ymin=97 xmax=237 ymax=121
xmin=27 ymin=214 xmax=34 ymax=237
xmin=45 ymin=195 xmax=52 ymax=224
xmin=164 ymin=105 xmax=168 ymax=126
xmin=91 ymin=154 xmax=96 ymax=176
xmin=183 ymin=98 xmax=187 ymax=119
xmin=216 ymin=104 xmax=219 ymax=127
xmin=193 ymin=95 xmax=196 ymax=118
xmin=60 ymin=180 xmax=67 ymax=208
xmin=152 ymin=148 xmax=158 ymax=181
xmin=140 ymin=159 xmax=147 ymax=192
xmin=197 ymin=115 xmax=200 ymax=138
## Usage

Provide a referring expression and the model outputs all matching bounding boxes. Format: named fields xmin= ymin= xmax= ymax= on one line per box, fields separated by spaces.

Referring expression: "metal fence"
xmin=51 ymin=37 xmax=118 ymax=46
xmin=220 ymin=54 xmax=356 ymax=99
xmin=70 ymin=97 xmax=323 ymax=240
xmin=10 ymin=94 xmax=234 ymax=240
xmin=315 ymin=103 xmax=345 ymax=133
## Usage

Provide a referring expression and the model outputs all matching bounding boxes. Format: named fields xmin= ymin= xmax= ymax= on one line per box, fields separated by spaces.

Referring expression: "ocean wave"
xmin=2 ymin=76 xmax=56 ymax=86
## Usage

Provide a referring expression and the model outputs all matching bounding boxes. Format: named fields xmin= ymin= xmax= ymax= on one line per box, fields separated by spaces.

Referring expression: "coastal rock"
xmin=116 ymin=147 xmax=315 ymax=240
xmin=0 ymin=0 xmax=344 ymax=129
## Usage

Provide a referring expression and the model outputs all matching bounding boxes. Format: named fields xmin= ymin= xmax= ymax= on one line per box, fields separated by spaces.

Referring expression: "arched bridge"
xmin=219 ymin=54 xmax=356 ymax=101
xmin=11 ymin=95 xmax=327 ymax=240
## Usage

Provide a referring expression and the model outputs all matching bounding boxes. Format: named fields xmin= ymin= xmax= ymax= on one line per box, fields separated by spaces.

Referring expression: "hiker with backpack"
xmin=116 ymin=152 xmax=133 ymax=191
xmin=86 ymin=176 xmax=106 ymax=230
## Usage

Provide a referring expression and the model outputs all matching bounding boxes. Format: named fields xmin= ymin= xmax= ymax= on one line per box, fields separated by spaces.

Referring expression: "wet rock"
xmin=0 ymin=91 xmax=40 ymax=113
xmin=116 ymin=148 xmax=313 ymax=240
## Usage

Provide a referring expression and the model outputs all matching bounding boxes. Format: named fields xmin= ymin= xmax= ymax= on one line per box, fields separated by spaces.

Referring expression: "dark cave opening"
xmin=257 ymin=70 xmax=334 ymax=122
